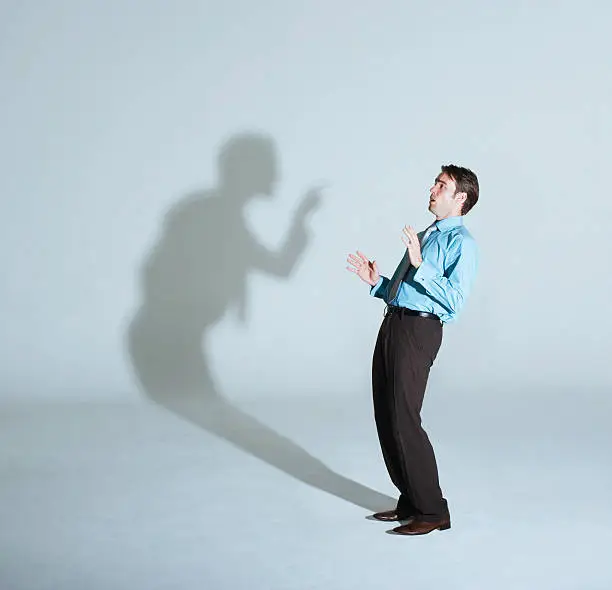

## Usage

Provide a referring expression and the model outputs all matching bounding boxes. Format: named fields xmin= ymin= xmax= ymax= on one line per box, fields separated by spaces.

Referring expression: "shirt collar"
xmin=433 ymin=216 xmax=464 ymax=232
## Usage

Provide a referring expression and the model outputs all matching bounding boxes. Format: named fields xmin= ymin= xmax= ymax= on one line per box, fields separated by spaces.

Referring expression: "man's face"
xmin=428 ymin=172 xmax=464 ymax=219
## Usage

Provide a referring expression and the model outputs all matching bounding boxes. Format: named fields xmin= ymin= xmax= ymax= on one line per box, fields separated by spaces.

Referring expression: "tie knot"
xmin=421 ymin=223 xmax=437 ymax=244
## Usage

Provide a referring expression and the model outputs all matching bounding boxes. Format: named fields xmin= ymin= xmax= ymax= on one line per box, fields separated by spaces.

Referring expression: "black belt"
xmin=384 ymin=304 xmax=441 ymax=322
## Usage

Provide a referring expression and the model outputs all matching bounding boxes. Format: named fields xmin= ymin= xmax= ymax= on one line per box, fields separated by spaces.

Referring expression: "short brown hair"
xmin=441 ymin=164 xmax=479 ymax=215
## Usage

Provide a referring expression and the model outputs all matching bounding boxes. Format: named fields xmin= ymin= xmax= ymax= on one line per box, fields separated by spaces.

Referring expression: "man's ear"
xmin=455 ymin=191 xmax=467 ymax=204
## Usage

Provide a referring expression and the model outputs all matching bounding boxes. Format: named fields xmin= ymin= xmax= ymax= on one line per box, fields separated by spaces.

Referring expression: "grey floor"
xmin=1 ymin=392 xmax=611 ymax=590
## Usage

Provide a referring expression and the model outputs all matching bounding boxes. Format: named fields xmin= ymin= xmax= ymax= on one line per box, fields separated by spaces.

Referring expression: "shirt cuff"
xmin=370 ymin=276 xmax=386 ymax=297
xmin=412 ymin=259 xmax=437 ymax=288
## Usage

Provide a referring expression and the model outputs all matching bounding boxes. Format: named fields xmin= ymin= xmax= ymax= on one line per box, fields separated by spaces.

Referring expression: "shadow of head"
xmin=218 ymin=132 xmax=278 ymax=200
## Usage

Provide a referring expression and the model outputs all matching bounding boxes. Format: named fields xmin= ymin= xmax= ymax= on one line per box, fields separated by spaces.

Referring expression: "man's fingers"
xmin=402 ymin=228 xmax=414 ymax=241
xmin=347 ymin=254 xmax=363 ymax=268
xmin=356 ymin=250 xmax=370 ymax=263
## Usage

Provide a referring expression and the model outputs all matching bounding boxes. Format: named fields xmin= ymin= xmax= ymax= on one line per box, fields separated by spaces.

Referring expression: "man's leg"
xmin=372 ymin=314 xmax=419 ymax=517
xmin=372 ymin=314 xmax=421 ymax=517
xmin=388 ymin=314 xmax=447 ymax=522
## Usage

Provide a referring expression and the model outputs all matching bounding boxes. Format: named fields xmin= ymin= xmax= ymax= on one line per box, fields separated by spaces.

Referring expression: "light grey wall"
xmin=1 ymin=0 xmax=610 ymax=401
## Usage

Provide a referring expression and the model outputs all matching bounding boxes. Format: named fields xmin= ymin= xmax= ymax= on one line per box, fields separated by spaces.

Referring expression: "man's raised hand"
xmin=401 ymin=225 xmax=423 ymax=268
xmin=346 ymin=250 xmax=380 ymax=286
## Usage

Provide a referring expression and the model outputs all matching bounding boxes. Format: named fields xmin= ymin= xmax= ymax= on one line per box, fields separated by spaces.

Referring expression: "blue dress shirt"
xmin=370 ymin=216 xmax=479 ymax=323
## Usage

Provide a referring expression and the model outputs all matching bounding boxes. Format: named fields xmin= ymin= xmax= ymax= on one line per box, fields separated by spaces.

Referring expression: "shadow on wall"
xmin=125 ymin=131 xmax=393 ymax=512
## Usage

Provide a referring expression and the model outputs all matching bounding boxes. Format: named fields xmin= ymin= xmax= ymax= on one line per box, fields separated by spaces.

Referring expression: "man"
xmin=346 ymin=164 xmax=479 ymax=535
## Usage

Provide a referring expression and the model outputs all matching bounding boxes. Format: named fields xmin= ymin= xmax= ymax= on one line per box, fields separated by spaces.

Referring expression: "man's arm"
xmin=412 ymin=235 xmax=478 ymax=314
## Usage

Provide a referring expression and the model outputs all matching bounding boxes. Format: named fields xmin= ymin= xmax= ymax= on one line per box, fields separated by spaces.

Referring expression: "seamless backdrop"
xmin=1 ymin=0 xmax=610 ymax=406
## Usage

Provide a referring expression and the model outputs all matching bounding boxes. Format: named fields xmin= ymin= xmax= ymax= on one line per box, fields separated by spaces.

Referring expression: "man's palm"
xmin=347 ymin=250 xmax=380 ymax=286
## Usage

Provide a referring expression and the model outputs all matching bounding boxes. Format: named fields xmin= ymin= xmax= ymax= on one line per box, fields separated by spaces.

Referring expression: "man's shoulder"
xmin=442 ymin=225 xmax=477 ymax=248
xmin=438 ymin=228 xmax=478 ymax=271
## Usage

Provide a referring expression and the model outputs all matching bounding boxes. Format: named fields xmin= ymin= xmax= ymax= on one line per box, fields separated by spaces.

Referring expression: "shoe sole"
xmin=371 ymin=516 xmax=416 ymax=522
xmin=390 ymin=521 xmax=451 ymax=535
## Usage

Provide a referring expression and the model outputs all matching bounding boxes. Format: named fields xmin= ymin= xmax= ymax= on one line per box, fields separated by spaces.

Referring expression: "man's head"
xmin=428 ymin=164 xmax=479 ymax=220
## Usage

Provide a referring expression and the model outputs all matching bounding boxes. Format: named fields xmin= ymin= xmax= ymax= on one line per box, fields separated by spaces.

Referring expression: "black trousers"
xmin=372 ymin=308 xmax=449 ymax=522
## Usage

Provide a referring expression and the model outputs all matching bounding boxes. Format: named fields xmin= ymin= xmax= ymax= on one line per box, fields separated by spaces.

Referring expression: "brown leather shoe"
xmin=372 ymin=509 xmax=416 ymax=522
xmin=391 ymin=517 xmax=451 ymax=535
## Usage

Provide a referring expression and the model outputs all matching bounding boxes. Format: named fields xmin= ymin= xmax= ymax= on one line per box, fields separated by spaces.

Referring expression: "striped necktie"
xmin=386 ymin=222 xmax=438 ymax=304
